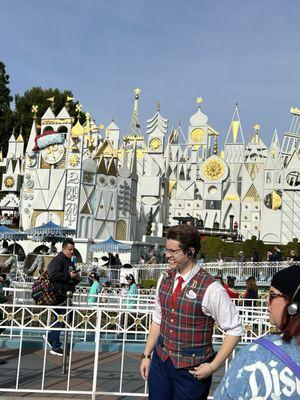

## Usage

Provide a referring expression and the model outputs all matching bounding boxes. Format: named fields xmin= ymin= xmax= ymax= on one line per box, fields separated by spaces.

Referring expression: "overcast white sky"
xmin=1 ymin=0 xmax=300 ymax=147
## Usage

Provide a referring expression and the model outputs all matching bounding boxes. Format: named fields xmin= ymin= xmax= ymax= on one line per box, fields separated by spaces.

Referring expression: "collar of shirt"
xmin=174 ymin=263 xmax=201 ymax=290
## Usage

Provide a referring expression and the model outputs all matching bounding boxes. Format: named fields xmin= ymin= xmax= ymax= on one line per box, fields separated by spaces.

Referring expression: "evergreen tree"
xmin=0 ymin=61 xmax=13 ymax=154
xmin=13 ymin=87 xmax=84 ymax=144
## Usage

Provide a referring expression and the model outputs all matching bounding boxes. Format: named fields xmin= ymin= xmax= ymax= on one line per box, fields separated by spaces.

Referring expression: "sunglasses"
xmin=269 ymin=292 xmax=286 ymax=304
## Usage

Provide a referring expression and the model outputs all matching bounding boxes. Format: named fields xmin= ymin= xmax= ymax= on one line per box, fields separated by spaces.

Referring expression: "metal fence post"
xmin=62 ymin=291 xmax=73 ymax=375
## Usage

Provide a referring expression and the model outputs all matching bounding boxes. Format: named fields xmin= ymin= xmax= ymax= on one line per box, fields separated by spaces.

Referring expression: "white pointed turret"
xmin=224 ymin=104 xmax=245 ymax=163
xmin=244 ymin=123 xmax=268 ymax=163
xmin=106 ymin=119 xmax=120 ymax=150
xmin=26 ymin=120 xmax=37 ymax=154
xmin=225 ymin=105 xmax=244 ymax=145
xmin=15 ymin=131 xmax=24 ymax=158
xmin=127 ymin=88 xmax=142 ymax=137
xmin=41 ymin=107 xmax=56 ymax=120
xmin=56 ymin=106 xmax=71 ymax=119
xmin=7 ymin=132 xmax=16 ymax=159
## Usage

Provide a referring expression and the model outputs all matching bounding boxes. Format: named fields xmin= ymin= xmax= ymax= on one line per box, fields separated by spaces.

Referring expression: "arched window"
xmin=115 ymin=220 xmax=127 ymax=240
xmin=43 ymin=125 xmax=54 ymax=134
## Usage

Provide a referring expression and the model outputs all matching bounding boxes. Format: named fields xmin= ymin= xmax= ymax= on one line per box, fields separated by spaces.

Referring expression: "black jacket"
xmin=48 ymin=252 xmax=77 ymax=298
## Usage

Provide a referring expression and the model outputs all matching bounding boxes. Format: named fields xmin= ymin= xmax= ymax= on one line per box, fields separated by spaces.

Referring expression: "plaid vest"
xmin=156 ymin=268 xmax=215 ymax=368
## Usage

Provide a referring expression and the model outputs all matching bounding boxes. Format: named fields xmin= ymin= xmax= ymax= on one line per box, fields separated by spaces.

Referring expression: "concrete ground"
xmin=0 ymin=345 xmax=225 ymax=399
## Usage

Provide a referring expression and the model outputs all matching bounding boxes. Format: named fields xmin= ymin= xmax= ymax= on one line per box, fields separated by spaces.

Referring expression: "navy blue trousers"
xmin=148 ymin=350 xmax=212 ymax=400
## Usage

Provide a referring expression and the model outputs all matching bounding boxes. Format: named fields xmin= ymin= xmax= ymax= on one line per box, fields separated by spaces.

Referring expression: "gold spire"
xmin=16 ymin=133 xmax=24 ymax=142
xmin=156 ymin=101 xmax=160 ymax=111
xmin=75 ymin=103 xmax=82 ymax=119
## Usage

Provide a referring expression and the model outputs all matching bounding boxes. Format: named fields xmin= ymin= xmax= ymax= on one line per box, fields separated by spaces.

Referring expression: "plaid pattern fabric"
xmin=156 ymin=268 xmax=215 ymax=368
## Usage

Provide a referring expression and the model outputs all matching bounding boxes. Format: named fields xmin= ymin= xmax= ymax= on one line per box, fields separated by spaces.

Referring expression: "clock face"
xmin=149 ymin=137 xmax=162 ymax=151
xmin=41 ymin=144 xmax=65 ymax=164
xmin=203 ymin=159 xmax=224 ymax=180
xmin=190 ymin=128 xmax=205 ymax=143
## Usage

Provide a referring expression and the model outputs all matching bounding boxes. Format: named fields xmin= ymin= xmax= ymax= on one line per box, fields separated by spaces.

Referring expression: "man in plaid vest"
xmin=140 ymin=224 xmax=243 ymax=400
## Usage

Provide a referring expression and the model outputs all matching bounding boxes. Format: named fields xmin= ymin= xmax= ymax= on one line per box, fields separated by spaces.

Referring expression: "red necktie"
xmin=171 ymin=276 xmax=184 ymax=307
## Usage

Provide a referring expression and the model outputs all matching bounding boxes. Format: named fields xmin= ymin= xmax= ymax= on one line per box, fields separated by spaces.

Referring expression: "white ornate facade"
xmin=0 ymin=91 xmax=300 ymax=248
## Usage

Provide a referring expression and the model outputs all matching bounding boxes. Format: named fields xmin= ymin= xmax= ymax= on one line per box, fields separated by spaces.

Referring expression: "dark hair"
xmin=270 ymin=265 xmax=300 ymax=342
xmin=90 ymin=272 xmax=99 ymax=282
xmin=122 ymin=263 xmax=132 ymax=269
xmin=126 ymin=274 xmax=135 ymax=284
xmin=227 ymin=276 xmax=236 ymax=288
xmin=166 ymin=225 xmax=200 ymax=257
xmin=246 ymin=276 xmax=258 ymax=292
xmin=62 ymin=238 xmax=75 ymax=248
xmin=0 ymin=273 xmax=6 ymax=280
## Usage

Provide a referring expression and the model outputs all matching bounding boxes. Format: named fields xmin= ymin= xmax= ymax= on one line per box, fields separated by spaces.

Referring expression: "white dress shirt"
xmin=153 ymin=264 xmax=243 ymax=337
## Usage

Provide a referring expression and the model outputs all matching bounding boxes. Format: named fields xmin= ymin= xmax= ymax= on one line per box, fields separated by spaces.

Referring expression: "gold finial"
xmin=134 ymin=88 xmax=141 ymax=97
xmin=196 ymin=97 xmax=204 ymax=106
xmin=31 ymin=105 xmax=38 ymax=119
xmin=253 ymin=123 xmax=260 ymax=132
xmin=65 ymin=96 xmax=74 ymax=110
xmin=47 ymin=96 xmax=55 ymax=110
xmin=156 ymin=101 xmax=160 ymax=111
xmin=84 ymin=112 xmax=92 ymax=137
xmin=75 ymin=103 xmax=82 ymax=119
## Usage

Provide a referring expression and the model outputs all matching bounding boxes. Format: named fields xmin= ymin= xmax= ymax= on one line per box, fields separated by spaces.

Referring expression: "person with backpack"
xmin=43 ymin=238 xmax=81 ymax=356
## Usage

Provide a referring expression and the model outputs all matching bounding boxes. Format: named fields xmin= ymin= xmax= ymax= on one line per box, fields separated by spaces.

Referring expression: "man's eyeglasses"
xmin=269 ymin=292 xmax=286 ymax=304
xmin=165 ymin=248 xmax=182 ymax=256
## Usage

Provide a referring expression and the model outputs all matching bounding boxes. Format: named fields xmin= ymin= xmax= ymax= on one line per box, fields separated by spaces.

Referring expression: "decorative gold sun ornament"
xmin=69 ymin=154 xmax=80 ymax=167
xmin=4 ymin=176 xmax=15 ymax=188
xmin=149 ymin=137 xmax=162 ymax=150
xmin=134 ymin=88 xmax=141 ymax=96
xmin=204 ymin=159 xmax=224 ymax=180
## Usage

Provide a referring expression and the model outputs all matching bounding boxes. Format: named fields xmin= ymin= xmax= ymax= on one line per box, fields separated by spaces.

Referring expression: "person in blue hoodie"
xmin=214 ymin=265 xmax=300 ymax=400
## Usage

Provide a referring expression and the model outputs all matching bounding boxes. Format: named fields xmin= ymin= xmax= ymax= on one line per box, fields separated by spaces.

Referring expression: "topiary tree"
xmin=13 ymin=87 xmax=85 ymax=144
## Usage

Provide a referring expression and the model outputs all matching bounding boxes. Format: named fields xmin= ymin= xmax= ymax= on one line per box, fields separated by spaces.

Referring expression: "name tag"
xmin=186 ymin=290 xmax=197 ymax=300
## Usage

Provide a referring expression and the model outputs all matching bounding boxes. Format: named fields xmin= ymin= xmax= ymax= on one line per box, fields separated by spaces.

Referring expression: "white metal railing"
xmin=0 ymin=298 xmax=273 ymax=399
xmin=11 ymin=260 xmax=293 ymax=287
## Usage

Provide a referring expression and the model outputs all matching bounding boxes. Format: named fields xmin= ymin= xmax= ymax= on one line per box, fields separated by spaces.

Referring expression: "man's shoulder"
xmin=48 ymin=252 xmax=65 ymax=267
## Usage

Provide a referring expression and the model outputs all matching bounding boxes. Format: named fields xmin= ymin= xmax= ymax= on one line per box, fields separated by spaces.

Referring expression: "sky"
xmin=1 ymin=0 xmax=300 ymax=147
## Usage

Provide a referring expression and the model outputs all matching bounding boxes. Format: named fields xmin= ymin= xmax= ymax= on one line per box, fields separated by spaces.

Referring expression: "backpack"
xmin=31 ymin=271 xmax=60 ymax=305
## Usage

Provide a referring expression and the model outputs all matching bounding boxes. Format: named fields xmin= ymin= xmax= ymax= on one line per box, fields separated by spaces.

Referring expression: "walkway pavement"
xmin=0 ymin=345 xmax=225 ymax=399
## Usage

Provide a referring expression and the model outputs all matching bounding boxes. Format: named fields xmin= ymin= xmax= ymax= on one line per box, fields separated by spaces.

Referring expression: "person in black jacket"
xmin=45 ymin=238 xmax=80 ymax=356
